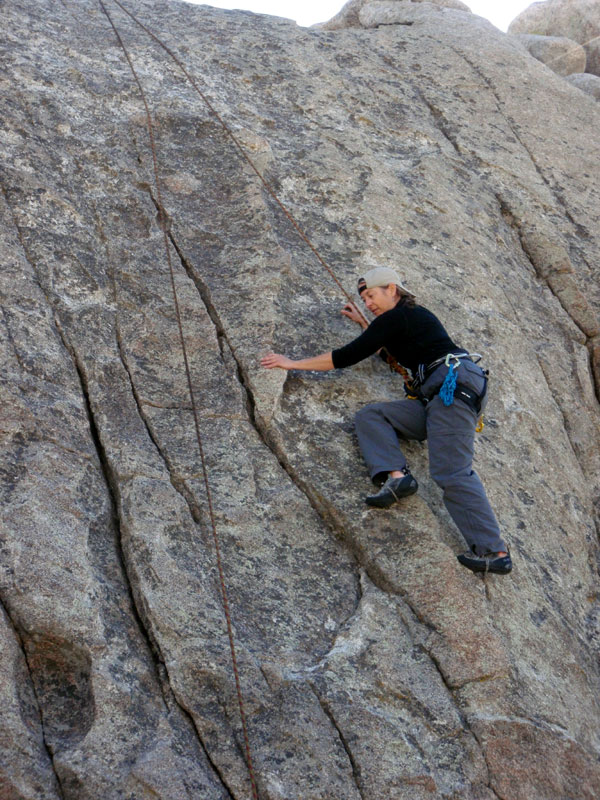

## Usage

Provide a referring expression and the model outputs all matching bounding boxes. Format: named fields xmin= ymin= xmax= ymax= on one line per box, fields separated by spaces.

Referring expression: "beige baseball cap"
xmin=357 ymin=266 xmax=409 ymax=294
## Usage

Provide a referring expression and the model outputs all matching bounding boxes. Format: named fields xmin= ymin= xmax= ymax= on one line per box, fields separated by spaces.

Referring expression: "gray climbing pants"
xmin=354 ymin=359 xmax=507 ymax=556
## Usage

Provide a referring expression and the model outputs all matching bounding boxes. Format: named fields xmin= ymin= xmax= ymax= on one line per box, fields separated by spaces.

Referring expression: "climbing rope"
xmin=104 ymin=0 xmax=417 ymax=394
xmin=99 ymin=3 xmax=259 ymax=797
xmin=108 ymin=0 xmax=362 ymax=311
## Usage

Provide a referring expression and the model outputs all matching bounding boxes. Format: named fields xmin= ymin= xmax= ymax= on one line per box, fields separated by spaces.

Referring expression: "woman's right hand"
xmin=260 ymin=353 xmax=296 ymax=370
xmin=341 ymin=302 xmax=367 ymax=328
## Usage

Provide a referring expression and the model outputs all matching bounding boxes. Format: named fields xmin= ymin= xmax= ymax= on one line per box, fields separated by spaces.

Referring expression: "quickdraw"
xmin=439 ymin=353 xmax=462 ymax=406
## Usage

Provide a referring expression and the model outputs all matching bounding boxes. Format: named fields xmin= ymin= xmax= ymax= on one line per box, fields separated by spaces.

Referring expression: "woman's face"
xmin=360 ymin=284 xmax=398 ymax=316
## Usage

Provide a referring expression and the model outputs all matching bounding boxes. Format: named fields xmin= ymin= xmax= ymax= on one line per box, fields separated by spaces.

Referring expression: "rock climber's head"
xmin=357 ymin=266 xmax=415 ymax=316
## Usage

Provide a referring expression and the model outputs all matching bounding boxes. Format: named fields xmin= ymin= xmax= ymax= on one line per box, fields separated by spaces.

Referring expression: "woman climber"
xmin=261 ymin=265 xmax=511 ymax=575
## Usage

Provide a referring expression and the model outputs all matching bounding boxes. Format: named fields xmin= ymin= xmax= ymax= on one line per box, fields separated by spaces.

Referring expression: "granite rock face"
xmin=511 ymin=32 xmax=587 ymax=74
xmin=1 ymin=0 xmax=600 ymax=798
xmin=509 ymin=0 xmax=600 ymax=76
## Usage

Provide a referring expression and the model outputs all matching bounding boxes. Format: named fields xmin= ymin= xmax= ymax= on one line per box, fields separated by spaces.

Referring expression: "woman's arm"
xmin=261 ymin=352 xmax=334 ymax=371
xmin=260 ymin=301 xmax=376 ymax=373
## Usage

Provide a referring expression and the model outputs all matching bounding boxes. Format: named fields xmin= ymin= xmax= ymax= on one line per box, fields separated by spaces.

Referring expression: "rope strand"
xmin=104 ymin=0 xmax=416 ymax=390
xmin=107 ymin=0 xmax=367 ymax=321
xmin=99 ymin=3 xmax=259 ymax=797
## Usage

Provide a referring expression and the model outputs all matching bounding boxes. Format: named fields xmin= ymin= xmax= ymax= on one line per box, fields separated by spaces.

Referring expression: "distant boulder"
xmin=511 ymin=32 xmax=587 ymax=75
xmin=319 ymin=0 xmax=470 ymax=30
xmin=566 ymin=70 xmax=600 ymax=96
xmin=509 ymin=0 xmax=600 ymax=76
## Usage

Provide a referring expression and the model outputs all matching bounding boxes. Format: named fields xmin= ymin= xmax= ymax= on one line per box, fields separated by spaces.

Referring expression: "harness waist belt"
xmin=416 ymin=351 xmax=481 ymax=386
xmin=426 ymin=351 xmax=481 ymax=372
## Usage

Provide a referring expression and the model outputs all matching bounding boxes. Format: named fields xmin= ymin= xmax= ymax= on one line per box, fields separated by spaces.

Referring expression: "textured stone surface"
xmin=318 ymin=0 xmax=470 ymax=30
xmin=566 ymin=68 xmax=600 ymax=95
xmin=511 ymin=32 xmax=587 ymax=74
xmin=509 ymin=0 xmax=600 ymax=76
xmin=0 ymin=603 xmax=62 ymax=800
xmin=1 ymin=0 xmax=600 ymax=798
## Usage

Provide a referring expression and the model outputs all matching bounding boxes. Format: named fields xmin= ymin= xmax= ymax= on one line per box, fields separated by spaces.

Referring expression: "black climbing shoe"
xmin=457 ymin=551 xmax=512 ymax=575
xmin=365 ymin=473 xmax=418 ymax=508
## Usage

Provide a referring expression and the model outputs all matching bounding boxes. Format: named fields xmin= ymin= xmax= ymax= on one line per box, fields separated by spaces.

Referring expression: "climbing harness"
xmin=454 ymin=383 xmax=487 ymax=415
xmin=438 ymin=352 xmax=488 ymax=432
xmin=416 ymin=352 xmax=488 ymax=431
xmin=419 ymin=351 xmax=482 ymax=384
xmin=98 ymin=2 xmax=259 ymax=797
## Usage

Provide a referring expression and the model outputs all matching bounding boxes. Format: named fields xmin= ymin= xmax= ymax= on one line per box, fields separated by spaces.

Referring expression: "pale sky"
xmin=188 ymin=0 xmax=534 ymax=31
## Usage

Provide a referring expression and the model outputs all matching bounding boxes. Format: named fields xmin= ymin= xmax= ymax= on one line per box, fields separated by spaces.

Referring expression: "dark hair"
xmin=395 ymin=286 xmax=416 ymax=307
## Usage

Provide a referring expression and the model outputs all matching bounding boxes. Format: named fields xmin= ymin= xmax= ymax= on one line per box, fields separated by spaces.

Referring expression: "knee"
xmin=430 ymin=466 xmax=473 ymax=491
xmin=354 ymin=403 xmax=384 ymax=427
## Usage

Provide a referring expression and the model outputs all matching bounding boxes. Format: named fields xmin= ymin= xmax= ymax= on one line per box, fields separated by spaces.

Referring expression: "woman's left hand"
xmin=261 ymin=353 xmax=296 ymax=370
xmin=341 ymin=302 xmax=368 ymax=328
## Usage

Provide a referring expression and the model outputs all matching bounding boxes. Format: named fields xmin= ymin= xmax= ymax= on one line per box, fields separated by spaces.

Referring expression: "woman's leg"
xmin=354 ymin=399 xmax=427 ymax=483
xmin=426 ymin=394 xmax=507 ymax=556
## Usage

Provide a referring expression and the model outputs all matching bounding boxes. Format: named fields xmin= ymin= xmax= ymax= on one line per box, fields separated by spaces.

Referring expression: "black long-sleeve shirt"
xmin=331 ymin=303 xmax=461 ymax=375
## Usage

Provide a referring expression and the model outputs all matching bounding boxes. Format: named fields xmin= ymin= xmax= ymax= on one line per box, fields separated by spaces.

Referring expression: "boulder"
xmin=511 ymin=32 xmax=587 ymax=74
xmin=566 ymin=69 xmax=600 ymax=95
xmin=1 ymin=0 xmax=600 ymax=797
xmin=509 ymin=0 xmax=600 ymax=76
xmin=319 ymin=0 xmax=470 ymax=30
